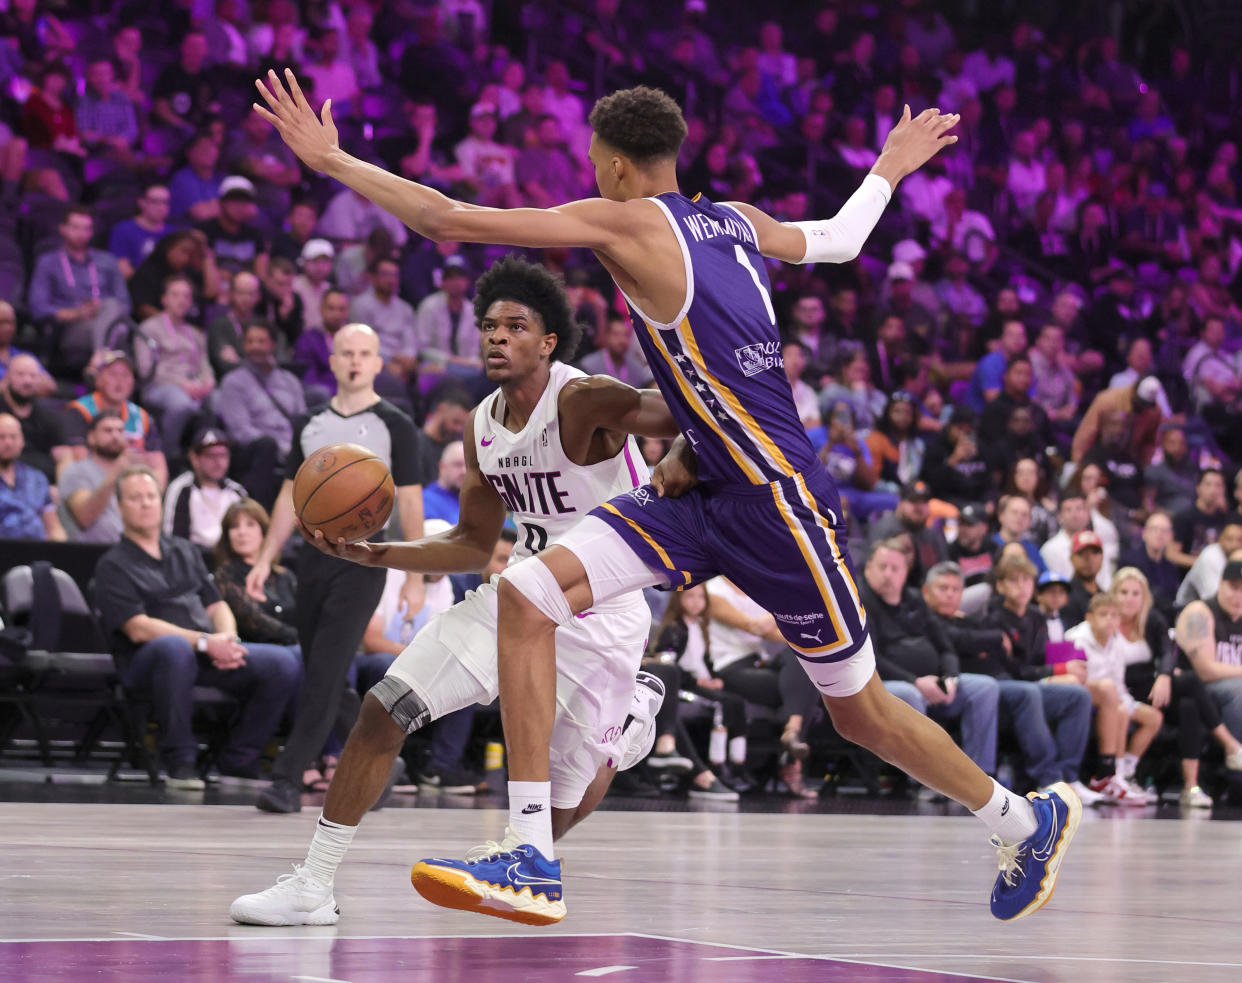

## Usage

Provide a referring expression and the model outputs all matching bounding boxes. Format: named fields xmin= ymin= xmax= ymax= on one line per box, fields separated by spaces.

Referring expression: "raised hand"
xmin=253 ymin=68 xmax=340 ymax=173
xmin=875 ymin=104 xmax=960 ymax=183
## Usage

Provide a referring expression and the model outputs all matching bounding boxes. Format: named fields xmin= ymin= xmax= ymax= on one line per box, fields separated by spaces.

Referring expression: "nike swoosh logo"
xmin=521 ymin=803 xmax=543 ymax=814
xmin=481 ymin=436 xmax=494 ymax=446
xmin=506 ymin=862 xmax=560 ymax=888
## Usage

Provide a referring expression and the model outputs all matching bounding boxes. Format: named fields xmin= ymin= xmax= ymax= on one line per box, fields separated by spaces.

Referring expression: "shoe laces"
xmin=989 ymin=835 xmax=1026 ymax=889
xmin=275 ymin=864 xmax=324 ymax=893
xmin=465 ymin=827 xmax=523 ymax=863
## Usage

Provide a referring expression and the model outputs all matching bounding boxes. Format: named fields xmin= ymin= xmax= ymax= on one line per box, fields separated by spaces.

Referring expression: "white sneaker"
xmin=230 ymin=865 xmax=339 ymax=926
xmin=618 ymin=671 xmax=666 ymax=771
xmin=1069 ymin=780 xmax=1107 ymax=806
xmin=1179 ymin=785 xmax=1213 ymax=809
xmin=1120 ymin=777 xmax=1158 ymax=805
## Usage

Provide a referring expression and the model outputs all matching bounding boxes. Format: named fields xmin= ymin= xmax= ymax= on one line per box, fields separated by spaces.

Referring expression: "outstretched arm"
xmin=730 ymin=105 xmax=960 ymax=264
xmin=560 ymin=376 xmax=680 ymax=442
xmin=254 ymin=69 xmax=634 ymax=253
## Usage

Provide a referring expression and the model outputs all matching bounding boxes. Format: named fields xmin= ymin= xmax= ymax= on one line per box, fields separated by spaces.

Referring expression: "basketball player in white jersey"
xmin=231 ymin=256 xmax=682 ymax=927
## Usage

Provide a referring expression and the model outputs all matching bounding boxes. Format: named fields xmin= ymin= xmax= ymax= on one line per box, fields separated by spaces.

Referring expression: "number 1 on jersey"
xmin=733 ymin=244 xmax=776 ymax=325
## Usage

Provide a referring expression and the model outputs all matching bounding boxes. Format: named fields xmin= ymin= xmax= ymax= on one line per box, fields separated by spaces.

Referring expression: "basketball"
xmin=292 ymin=442 xmax=395 ymax=544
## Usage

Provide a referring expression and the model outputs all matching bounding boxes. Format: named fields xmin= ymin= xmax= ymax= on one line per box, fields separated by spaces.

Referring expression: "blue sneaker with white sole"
xmin=411 ymin=843 xmax=565 ymax=925
xmin=989 ymin=781 xmax=1082 ymax=921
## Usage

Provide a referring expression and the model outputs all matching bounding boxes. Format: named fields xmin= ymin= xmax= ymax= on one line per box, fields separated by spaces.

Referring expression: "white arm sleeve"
xmin=792 ymin=173 xmax=892 ymax=264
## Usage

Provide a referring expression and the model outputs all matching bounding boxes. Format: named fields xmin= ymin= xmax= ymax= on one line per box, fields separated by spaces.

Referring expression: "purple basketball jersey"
xmin=617 ymin=193 xmax=819 ymax=487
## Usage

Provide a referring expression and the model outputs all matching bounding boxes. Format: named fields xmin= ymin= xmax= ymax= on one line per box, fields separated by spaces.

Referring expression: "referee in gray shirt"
xmin=246 ymin=323 xmax=424 ymax=813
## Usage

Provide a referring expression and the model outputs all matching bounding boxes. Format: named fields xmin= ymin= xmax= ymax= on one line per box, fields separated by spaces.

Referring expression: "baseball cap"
xmin=219 ymin=175 xmax=257 ymax=200
xmin=1071 ymin=530 xmax=1104 ymax=554
xmin=901 ymin=480 xmax=931 ymax=503
xmin=1037 ymin=570 xmax=1070 ymax=591
xmin=191 ymin=427 xmax=229 ymax=452
xmin=1223 ymin=559 xmax=1242 ymax=582
xmin=300 ymin=238 xmax=335 ymax=262
xmin=958 ymin=503 xmax=988 ymax=526
xmin=1135 ymin=375 xmax=1165 ymax=405
xmin=441 ymin=255 xmax=470 ymax=278
xmin=95 ymin=349 xmax=133 ymax=371
xmin=893 ymin=239 xmax=926 ymax=264
xmin=887 ymin=260 xmax=915 ymax=282
xmin=470 ymin=102 xmax=498 ymax=118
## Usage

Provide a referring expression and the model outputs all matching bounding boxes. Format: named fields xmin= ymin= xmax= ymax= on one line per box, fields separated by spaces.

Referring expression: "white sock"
xmin=971 ymin=779 xmax=1038 ymax=845
xmin=507 ymin=780 xmax=554 ymax=859
xmin=1120 ymin=753 xmax=1139 ymax=780
xmin=728 ymin=737 xmax=747 ymax=765
xmin=303 ymin=813 xmax=357 ymax=886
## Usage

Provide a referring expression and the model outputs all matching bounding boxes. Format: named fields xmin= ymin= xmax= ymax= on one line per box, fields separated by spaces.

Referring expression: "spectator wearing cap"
xmin=881 ymin=239 xmax=943 ymax=319
xmin=1120 ymin=511 xmax=1181 ymax=621
xmin=1040 ymin=492 xmax=1111 ymax=589
xmin=877 ymin=263 xmax=935 ymax=347
xmin=1176 ymin=522 xmax=1242 ymax=609
xmin=0 ymin=352 xmax=71 ymax=483
xmin=169 ymin=132 xmax=224 ymax=222
xmin=1070 ymin=375 xmax=1165 ymax=467
xmin=27 ymin=206 xmax=131 ymax=376
xmin=108 ymin=184 xmax=172 ymax=280
xmin=963 ymin=318 xmax=1027 ymax=413
xmin=454 ymin=101 xmax=520 ymax=209
xmin=293 ymin=289 xmax=349 ymax=403
xmin=135 ymin=274 xmax=215 ymax=455
xmin=578 ymin=313 xmax=648 ymax=386
xmin=948 ymin=503 xmax=994 ymax=591
xmin=216 ymin=322 xmax=306 ymax=508
xmin=414 ymin=257 xmax=481 ymax=376
xmin=293 ymin=239 xmax=335 ymax=332
xmin=866 ymin=480 xmax=949 ymax=587
xmin=990 ymin=494 xmax=1049 ymax=576
xmin=350 ymin=257 xmax=418 ymax=382
xmin=0 ymin=413 xmax=65 ymax=541
xmin=1036 ymin=570 xmax=1073 ymax=640
xmin=1168 ymin=468 xmax=1231 ymax=570
xmin=163 ymin=428 xmax=247 ymax=550
xmin=63 ymin=350 xmax=167 ymax=487
xmin=923 ymin=406 xmax=989 ymax=508
xmin=200 ymin=177 xmax=269 ymax=278
xmin=1061 ymin=530 xmax=1106 ymax=627
xmin=58 ymin=410 xmax=137 ymax=544
xmin=206 ymin=271 xmax=262 ymax=378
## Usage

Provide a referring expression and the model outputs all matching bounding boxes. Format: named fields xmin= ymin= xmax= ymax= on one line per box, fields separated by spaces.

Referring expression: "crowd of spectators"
xmin=4 ymin=0 xmax=1242 ymax=805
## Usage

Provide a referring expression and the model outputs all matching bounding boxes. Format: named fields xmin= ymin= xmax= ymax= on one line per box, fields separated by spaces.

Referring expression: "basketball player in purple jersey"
xmin=255 ymin=70 xmax=1080 ymax=924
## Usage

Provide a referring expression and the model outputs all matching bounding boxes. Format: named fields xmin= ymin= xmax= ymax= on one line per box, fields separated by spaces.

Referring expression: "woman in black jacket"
xmin=1112 ymin=567 xmax=1242 ymax=807
xmin=214 ymin=499 xmax=299 ymax=647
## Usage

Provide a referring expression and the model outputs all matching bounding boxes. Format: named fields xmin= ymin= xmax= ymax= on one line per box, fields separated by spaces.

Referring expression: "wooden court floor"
xmin=1 ymin=794 xmax=1239 ymax=983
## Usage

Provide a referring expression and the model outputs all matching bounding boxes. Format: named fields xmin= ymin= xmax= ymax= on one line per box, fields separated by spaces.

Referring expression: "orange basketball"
xmin=293 ymin=442 xmax=395 ymax=544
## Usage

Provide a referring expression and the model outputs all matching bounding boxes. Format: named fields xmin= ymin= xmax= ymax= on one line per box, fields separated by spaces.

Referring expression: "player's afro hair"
xmin=588 ymin=86 xmax=687 ymax=163
xmin=473 ymin=255 xmax=582 ymax=364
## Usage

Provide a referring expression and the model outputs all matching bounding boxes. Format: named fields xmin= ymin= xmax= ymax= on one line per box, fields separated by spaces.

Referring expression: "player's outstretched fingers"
xmin=284 ymin=68 xmax=312 ymax=114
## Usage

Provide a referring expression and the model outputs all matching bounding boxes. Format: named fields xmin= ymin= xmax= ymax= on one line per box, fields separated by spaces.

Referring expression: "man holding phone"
xmin=859 ymin=538 xmax=1000 ymax=776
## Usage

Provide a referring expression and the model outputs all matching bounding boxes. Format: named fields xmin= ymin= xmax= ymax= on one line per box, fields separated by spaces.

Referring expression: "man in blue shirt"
xmin=107 ymin=184 xmax=171 ymax=279
xmin=0 ymin=413 xmax=65 ymax=540
xmin=421 ymin=440 xmax=464 ymax=524
xmin=964 ymin=318 xmax=1028 ymax=412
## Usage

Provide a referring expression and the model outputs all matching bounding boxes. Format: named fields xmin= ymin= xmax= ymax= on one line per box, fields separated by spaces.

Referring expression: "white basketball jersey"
xmin=474 ymin=361 xmax=649 ymax=571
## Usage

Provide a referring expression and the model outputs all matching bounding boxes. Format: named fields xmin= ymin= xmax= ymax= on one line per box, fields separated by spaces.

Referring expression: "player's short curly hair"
xmin=473 ymin=256 xmax=582 ymax=364
xmin=588 ymin=86 xmax=687 ymax=163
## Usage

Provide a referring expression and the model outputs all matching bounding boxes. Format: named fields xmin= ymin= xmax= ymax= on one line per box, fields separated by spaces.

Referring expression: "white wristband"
xmin=792 ymin=173 xmax=892 ymax=265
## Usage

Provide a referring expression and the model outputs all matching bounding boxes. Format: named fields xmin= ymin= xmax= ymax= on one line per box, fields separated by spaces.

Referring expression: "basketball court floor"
xmin=1 ymin=782 xmax=1239 ymax=983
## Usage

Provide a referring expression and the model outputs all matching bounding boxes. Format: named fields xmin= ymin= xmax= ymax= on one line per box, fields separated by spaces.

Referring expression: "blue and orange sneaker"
xmin=411 ymin=843 xmax=566 ymax=926
xmin=989 ymin=781 xmax=1082 ymax=920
